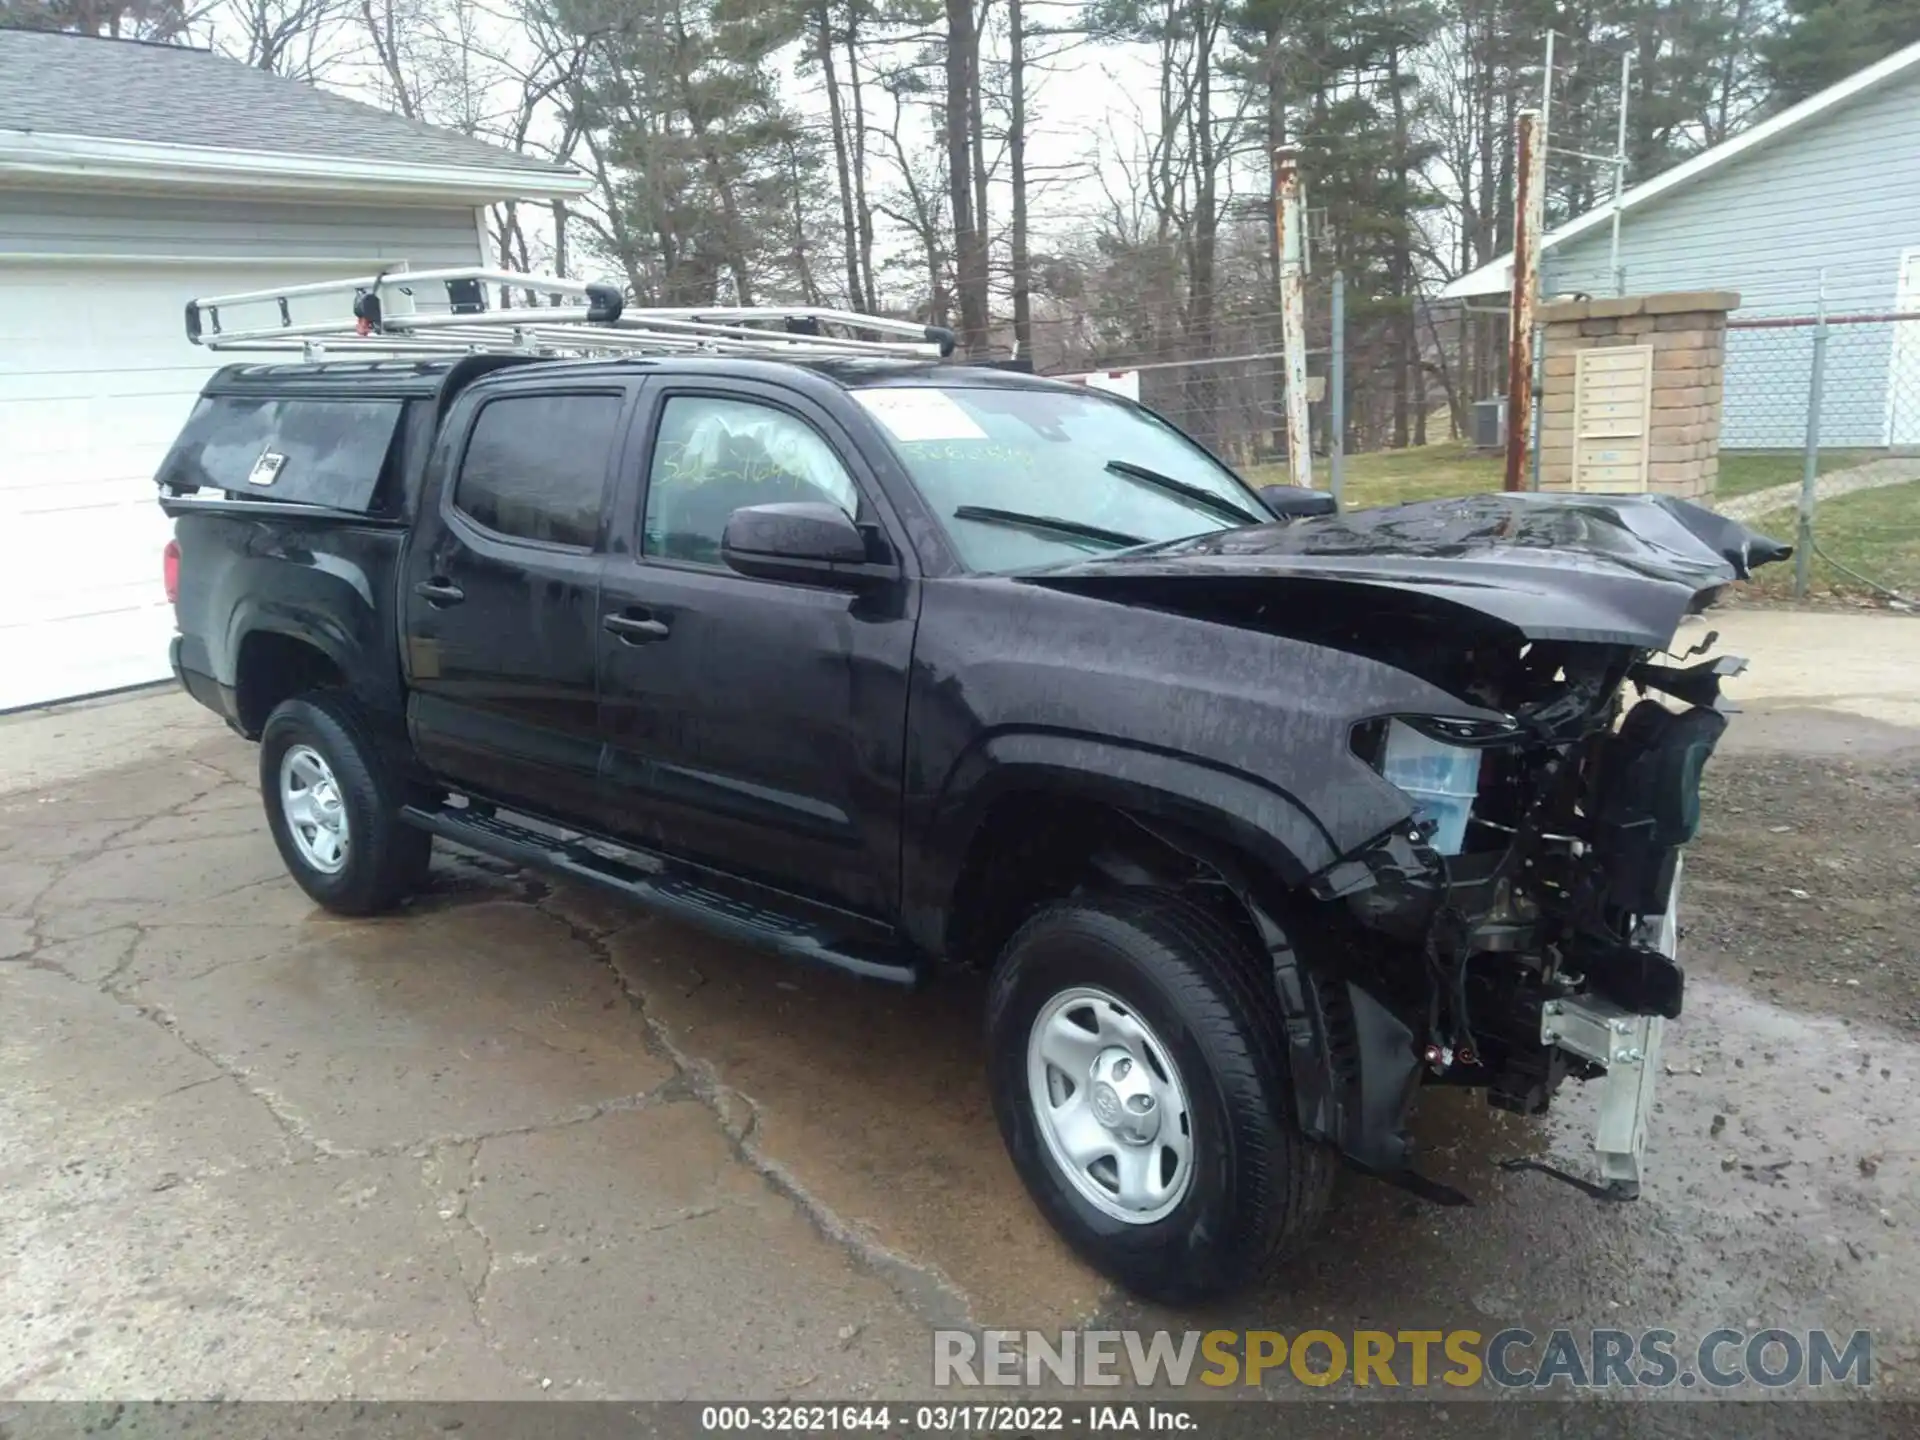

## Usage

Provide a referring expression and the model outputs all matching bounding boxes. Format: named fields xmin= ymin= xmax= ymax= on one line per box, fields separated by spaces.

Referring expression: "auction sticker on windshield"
xmin=854 ymin=388 xmax=987 ymax=443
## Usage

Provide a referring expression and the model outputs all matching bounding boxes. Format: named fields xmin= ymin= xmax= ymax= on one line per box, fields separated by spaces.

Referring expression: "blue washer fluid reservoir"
xmin=1380 ymin=720 xmax=1482 ymax=856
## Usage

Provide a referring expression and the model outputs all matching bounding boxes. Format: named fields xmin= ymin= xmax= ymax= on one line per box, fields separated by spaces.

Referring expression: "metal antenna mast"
xmin=1608 ymin=51 xmax=1635 ymax=295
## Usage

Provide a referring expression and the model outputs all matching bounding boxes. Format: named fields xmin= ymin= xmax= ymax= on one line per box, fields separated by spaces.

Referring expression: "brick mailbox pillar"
xmin=1535 ymin=291 xmax=1738 ymax=500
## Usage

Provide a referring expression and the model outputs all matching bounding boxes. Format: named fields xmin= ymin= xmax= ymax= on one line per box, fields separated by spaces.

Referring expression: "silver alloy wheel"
xmin=280 ymin=744 xmax=349 ymax=875
xmin=1026 ymin=985 xmax=1194 ymax=1224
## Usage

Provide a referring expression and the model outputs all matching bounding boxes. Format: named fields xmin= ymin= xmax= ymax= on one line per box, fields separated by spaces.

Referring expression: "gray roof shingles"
xmin=0 ymin=29 xmax=575 ymax=179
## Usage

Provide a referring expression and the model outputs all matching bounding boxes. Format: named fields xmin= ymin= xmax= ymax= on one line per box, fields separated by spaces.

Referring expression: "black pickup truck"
xmin=158 ymin=326 xmax=1786 ymax=1303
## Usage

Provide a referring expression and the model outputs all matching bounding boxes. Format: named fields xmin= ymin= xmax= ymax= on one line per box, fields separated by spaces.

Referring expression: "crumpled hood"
xmin=1028 ymin=492 xmax=1792 ymax=649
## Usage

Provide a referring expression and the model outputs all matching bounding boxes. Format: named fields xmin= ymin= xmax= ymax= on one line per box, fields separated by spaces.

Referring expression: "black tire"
xmin=259 ymin=691 xmax=432 ymax=916
xmin=986 ymin=891 xmax=1333 ymax=1305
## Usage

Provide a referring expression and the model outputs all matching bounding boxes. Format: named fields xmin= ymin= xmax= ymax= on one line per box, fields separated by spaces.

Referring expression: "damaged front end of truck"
xmin=1304 ymin=637 xmax=1744 ymax=1205
xmin=1046 ymin=492 xmax=1792 ymax=1206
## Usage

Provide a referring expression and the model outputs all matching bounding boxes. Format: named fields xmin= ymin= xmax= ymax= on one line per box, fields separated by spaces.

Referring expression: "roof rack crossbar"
xmin=184 ymin=266 xmax=957 ymax=361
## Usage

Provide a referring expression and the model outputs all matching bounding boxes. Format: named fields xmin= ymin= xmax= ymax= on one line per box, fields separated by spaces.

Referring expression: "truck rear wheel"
xmin=259 ymin=691 xmax=432 ymax=916
xmin=985 ymin=892 xmax=1332 ymax=1304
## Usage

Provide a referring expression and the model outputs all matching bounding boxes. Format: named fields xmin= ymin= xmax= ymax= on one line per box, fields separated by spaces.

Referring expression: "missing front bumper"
xmin=1537 ymin=860 xmax=1684 ymax=1199
xmin=1540 ymin=994 xmax=1664 ymax=1197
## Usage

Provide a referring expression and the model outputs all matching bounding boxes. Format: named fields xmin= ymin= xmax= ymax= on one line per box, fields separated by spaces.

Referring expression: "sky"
xmin=194 ymin=4 xmax=1273 ymax=300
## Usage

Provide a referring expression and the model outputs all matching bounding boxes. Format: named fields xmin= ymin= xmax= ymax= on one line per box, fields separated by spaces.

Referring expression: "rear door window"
xmin=451 ymin=393 xmax=624 ymax=549
xmin=156 ymin=396 xmax=404 ymax=511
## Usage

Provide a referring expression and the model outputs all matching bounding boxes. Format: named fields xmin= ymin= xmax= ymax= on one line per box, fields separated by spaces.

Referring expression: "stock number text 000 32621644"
xmin=698 ymin=1405 xmax=1205 ymax=1434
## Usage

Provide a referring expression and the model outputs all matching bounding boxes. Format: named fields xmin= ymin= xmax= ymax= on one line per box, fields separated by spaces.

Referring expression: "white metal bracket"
xmin=1539 ymin=857 xmax=1682 ymax=1197
xmin=1542 ymin=994 xmax=1662 ymax=1194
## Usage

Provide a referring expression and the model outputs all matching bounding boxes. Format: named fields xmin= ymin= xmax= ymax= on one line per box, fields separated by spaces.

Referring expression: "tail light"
xmin=163 ymin=540 xmax=181 ymax=605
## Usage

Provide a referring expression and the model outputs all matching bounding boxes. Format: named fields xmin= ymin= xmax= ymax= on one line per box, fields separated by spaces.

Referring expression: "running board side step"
xmin=399 ymin=803 xmax=919 ymax=987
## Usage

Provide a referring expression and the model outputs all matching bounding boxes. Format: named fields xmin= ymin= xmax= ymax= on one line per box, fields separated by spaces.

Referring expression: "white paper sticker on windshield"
xmin=853 ymin=388 xmax=987 ymax=442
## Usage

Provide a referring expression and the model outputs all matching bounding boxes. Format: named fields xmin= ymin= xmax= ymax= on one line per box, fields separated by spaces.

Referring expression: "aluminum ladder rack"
xmin=183 ymin=267 xmax=957 ymax=362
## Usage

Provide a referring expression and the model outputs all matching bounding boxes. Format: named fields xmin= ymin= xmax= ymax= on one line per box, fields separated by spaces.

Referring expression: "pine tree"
xmin=0 ymin=0 xmax=190 ymax=37
xmin=1764 ymin=0 xmax=1920 ymax=104
xmin=553 ymin=0 xmax=817 ymax=306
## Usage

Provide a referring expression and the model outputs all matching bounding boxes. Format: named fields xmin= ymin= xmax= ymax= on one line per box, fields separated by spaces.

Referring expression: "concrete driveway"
xmin=3 ymin=606 xmax=1917 ymax=1406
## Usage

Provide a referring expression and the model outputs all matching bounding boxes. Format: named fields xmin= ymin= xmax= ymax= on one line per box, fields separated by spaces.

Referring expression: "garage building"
xmin=0 ymin=29 xmax=590 ymax=712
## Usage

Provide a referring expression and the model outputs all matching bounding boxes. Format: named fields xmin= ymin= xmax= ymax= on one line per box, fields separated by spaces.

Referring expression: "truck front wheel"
xmin=985 ymin=892 xmax=1333 ymax=1304
xmin=259 ymin=692 xmax=431 ymax=915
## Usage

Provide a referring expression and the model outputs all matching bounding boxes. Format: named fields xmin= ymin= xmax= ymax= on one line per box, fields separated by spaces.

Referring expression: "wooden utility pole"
xmin=1274 ymin=147 xmax=1313 ymax=491
xmin=1505 ymin=108 xmax=1545 ymax=492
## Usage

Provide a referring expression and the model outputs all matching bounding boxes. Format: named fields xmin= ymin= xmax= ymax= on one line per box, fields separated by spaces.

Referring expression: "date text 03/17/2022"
xmin=698 ymin=1405 xmax=1195 ymax=1433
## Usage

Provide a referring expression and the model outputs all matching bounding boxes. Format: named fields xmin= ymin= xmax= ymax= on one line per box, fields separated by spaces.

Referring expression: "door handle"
xmin=414 ymin=578 xmax=465 ymax=606
xmin=603 ymin=611 xmax=671 ymax=643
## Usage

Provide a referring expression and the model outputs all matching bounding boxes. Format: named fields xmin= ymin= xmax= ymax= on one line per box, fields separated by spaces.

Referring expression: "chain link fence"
xmin=1051 ymin=347 xmax=1302 ymax=467
xmin=1722 ymin=307 xmax=1920 ymax=604
xmin=1030 ymin=317 xmax=1333 ymax=472
xmin=1025 ymin=285 xmax=1372 ymax=496
xmin=1022 ymin=284 xmax=1917 ymax=609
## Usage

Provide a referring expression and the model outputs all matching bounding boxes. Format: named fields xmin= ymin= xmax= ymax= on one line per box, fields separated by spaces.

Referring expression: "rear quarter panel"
xmin=168 ymin=503 xmax=408 ymax=738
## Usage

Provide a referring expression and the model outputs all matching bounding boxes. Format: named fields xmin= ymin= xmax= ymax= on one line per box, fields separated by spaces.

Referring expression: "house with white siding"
xmin=1442 ymin=39 xmax=1920 ymax=457
xmin=0 ymin=29 xmax=592 ymax=711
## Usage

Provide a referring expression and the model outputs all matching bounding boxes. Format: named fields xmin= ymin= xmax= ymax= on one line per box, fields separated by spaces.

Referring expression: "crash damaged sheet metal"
xmin=1034 ymin=492 xmax=1793 ymax=650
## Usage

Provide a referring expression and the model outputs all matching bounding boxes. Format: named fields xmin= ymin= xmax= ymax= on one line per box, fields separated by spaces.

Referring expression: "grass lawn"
xmin=1240 ymin=442 xmax=1917 ymax=603
xmin=1245 ymin=441 xmax=1503 ymax=509
xmin=1715 ymin=448 xmax=1880 ymax=501
xmin=1244 ymin=444 xmax=1887 ymax=510
xmin=1744 ymin=479 xmax=1920 ymax=602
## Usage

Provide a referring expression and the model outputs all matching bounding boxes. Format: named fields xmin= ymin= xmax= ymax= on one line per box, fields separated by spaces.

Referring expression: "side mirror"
xmin=721 ymin=502 xmax=893 ymax=587
xmin=1258 ymin=484 xmax=1339 ymax=520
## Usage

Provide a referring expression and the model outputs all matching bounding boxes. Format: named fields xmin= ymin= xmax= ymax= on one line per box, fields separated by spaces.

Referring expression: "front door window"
xmin=642 ymin=396 xmax=860 ymax=566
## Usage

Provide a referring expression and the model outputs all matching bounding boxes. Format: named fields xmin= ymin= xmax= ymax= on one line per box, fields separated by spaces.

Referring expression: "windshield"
xmin=853 ymin=384 xmax=1264 ymax=571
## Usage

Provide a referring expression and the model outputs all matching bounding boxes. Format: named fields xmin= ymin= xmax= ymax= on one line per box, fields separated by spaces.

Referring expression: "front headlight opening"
xmin=1379 ymin=719 xmax=1483 ymax=856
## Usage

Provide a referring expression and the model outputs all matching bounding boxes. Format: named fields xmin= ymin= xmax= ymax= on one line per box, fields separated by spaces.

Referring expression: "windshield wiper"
xmin=1104 ymin=459 xmax=1264 ymax=527
xmin=952 ymin=506 xmax=1146 ymax=549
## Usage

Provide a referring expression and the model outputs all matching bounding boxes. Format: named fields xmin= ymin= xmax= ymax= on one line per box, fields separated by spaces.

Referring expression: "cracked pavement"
xmin=0 ymin=699 xmax=947 ymax=1400
xmin=2 ymin=605 xmax=1918 ymax=1408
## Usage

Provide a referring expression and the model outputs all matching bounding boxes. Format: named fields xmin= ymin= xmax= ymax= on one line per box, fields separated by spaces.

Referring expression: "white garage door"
xmin=0 ymin=261 xmax=365 ymax=711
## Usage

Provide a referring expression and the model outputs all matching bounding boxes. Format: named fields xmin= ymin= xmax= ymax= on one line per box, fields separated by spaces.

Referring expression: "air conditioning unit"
xmin=1471 ymin=397 xmax=1507 ymax=450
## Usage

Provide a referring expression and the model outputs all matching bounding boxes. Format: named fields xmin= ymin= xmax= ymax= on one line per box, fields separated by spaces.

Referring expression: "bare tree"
xmin=874 ymin=65 xmax=952 ymax=323
xmin=1007 ymin=0 xmax=1031 ymax=358
xmin=356 ymin=0 xmax=421 ymax=117
xmin=219 ymin=0 xmax=347 ymax=77
xmin=843 ymin=19 xmax=879 ymax=312
xmin=945 ymin=0 xmax=990 ymax=352
xmin=814 ymin=1 xmax=866 ymax=309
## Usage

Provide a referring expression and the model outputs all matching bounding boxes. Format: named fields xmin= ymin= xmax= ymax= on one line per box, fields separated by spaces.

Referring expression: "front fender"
xmin=901 ymin=728 xmax=1342 ymax=954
